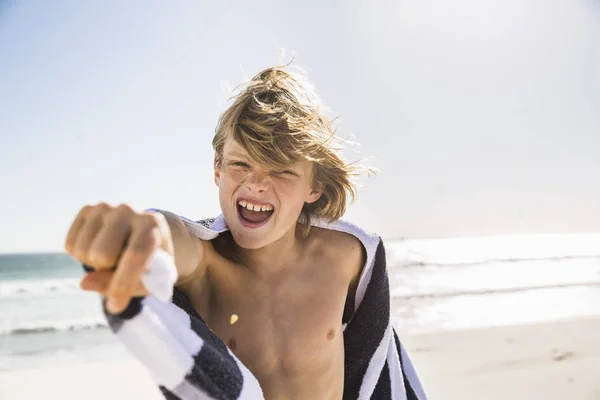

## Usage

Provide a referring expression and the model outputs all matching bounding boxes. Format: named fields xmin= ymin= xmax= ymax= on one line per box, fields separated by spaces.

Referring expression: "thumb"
xmin=80 ymin=270 xmax=148 ymax=297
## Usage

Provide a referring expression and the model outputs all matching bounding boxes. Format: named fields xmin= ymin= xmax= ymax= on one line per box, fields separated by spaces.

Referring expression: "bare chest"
xmin=202 ymin=262 xmax=349 ymax=380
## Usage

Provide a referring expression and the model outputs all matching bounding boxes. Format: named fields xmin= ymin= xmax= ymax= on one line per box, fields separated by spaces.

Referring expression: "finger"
xmin=87 ymin=207 xmax=133 ymax=269
xmin=80 ymin=270 xmax=114 ymax=292
xmin=80 ymin=271 xmax=147 ymax=297
xmin=70 ymin=203 xmax=111 ymax=264
xmin=72 ymin=215 xmax=104 ymax=266
xmin=65 ymin=206 xmax=91 ymax=254
xmin=106 ymin=219 xmax=160 ymax=313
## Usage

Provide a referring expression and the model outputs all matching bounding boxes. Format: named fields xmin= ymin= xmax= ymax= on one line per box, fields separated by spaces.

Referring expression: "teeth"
xmin=238 ymin=200 xmax=273 ymax=212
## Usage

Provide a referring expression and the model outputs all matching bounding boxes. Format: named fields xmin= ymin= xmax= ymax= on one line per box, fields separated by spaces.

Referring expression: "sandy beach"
xmin=406 ymin=317 xmax=600 ymax=400
xmin=1 ymin=316 xmax=598 ymax=399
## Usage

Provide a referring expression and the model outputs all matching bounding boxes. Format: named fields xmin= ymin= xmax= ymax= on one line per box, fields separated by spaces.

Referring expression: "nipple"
xmin=327 ymin=329 xmax=335 ymax=340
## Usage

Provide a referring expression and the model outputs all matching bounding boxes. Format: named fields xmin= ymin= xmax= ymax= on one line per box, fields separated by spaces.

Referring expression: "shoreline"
xmin=1 ymin=316 xmax=599 ymax=399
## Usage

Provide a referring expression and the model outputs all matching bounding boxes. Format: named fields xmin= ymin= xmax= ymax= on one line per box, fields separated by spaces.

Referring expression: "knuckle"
xmin=78 ymin=205 xmax=94 ymax=218
xmin=103 ymin=209 xmax=130 ymax=227
xmin=117 ymin=203 xmax=134 ymax=214
xmin=136 ymin=213 xmax=162 ymax=232
xmin=96 ymin=201 xmax=111 ymax=209
xmin=85 ymin=204 xmax=111 ymax=221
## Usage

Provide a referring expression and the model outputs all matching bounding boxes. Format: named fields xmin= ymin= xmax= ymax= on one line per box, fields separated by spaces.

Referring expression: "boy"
xmin=65 ymin=67 xmax=425 ymax=399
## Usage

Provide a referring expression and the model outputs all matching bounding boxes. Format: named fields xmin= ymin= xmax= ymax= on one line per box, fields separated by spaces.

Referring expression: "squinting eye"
xmin=276 ymin=170 xmax=297 ymax=176
xmin=232 ymin=162 xmax=251 ymax=168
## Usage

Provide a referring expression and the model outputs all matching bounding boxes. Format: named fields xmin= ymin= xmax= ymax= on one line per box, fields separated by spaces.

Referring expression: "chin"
xmin=229 ymin=228 xmax=272 ymax=249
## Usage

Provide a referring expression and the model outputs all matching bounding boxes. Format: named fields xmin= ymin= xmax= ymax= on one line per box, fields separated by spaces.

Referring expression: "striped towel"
xmin=84 ymin=212 xmax=427 ymax=400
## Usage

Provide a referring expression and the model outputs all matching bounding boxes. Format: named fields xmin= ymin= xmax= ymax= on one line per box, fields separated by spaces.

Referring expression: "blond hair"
xmin=213 ymin=65 xmax=372 ymax=232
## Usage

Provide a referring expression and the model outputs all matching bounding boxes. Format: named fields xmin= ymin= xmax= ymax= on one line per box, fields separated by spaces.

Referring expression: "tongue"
xmin=240 ymin=207 xmax=272 ymax=223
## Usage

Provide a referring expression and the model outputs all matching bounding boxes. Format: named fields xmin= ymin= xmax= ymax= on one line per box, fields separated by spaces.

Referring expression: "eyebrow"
xmin=226 ymin=151 xmax=249 ymax=158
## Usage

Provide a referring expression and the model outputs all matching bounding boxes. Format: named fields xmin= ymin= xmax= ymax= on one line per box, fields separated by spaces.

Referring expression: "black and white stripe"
xmin=86 ymin=212 xmax=427 ymax=400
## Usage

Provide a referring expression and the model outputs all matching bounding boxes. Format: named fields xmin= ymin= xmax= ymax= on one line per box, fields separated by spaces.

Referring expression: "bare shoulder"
xmin=309 ymin=226 xmax=366 ymax=284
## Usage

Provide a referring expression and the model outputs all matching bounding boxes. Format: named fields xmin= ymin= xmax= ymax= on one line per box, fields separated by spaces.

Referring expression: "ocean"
xmin=1 ymin=233 xmax=600 ymax=372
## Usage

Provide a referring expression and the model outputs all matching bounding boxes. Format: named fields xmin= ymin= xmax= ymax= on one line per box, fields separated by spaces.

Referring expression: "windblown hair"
xmin=213 ymin=65 xmax=372 ymax=233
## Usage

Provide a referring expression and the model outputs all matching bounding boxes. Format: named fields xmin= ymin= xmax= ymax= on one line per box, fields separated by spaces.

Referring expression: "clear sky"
xmin=1 ymin=0 xmax=599 ymax=252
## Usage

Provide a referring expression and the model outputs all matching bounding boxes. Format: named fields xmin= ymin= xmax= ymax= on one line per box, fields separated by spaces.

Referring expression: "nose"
xmin=245 ymin=170 xmax=270 ymax=193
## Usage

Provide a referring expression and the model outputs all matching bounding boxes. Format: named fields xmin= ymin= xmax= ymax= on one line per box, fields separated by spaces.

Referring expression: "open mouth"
xmin=237 ymin=199 xmax=274 ymax=227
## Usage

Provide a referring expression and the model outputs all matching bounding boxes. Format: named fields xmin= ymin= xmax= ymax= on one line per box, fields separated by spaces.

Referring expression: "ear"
xmin=305 ymin=183 xmax=323 ymax=204
xmin=306 ymin=190 xmax=322 ymax=204
xmin=305 ymin=166 xmax=323 ymax=204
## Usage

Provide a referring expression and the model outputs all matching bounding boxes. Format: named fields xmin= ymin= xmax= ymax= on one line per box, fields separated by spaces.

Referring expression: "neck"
xmin=233 ymin=224 xmax=304 ymax=278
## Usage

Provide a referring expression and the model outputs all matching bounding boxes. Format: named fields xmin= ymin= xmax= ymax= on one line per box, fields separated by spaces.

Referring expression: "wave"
xmin=397 ymin=254 xmax=600 ymax=268
xmin=0 ymin=278 xmax=81 ymax=298
xmin=392 ymin=281 xmax=600 ymax=299
xmin=0 ymin=319 xmax=108 ymax=336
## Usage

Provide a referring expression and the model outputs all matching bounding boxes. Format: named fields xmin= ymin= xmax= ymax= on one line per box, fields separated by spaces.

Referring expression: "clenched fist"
xmin=65 ymin=203 xmax=174 ymax=314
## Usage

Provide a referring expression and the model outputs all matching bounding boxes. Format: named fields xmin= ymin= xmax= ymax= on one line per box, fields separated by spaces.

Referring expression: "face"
xmin=214 ymin=138 xmax=322 ymax=249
